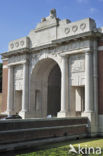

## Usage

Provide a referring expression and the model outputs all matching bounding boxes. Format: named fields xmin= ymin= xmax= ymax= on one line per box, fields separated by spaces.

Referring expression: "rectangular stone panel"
xmin=69 ymin=54 xmax=85 ymax=86
xmin=14 ymin=65 xmax=23 ymax=90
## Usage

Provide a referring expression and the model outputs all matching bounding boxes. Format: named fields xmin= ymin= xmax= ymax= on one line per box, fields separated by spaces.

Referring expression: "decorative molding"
xmin=20 ymin=40 xmax=24 ymax=46
xmin=15 ymin=42 xmax=19 ymax=48
xmin=8 ymin=55 xmax=27 ymax=64
xmin=65 ymin=27 xmax=70 ymax=34
xmin=2 ymin=58 xmax=8 ymax=61
xmin=72 ymin=25 xmax=78 ymax=32
xmin=64 ymin=22 xmax=87 ymax=35
xmin=69 ymin=54 xmax=85 ymax=86
xmin=8 ymin=37 xmax=30 ymax=51
xmin=10 ymin=43 xmax=14 ymax=49
xmin=61 ymin=47 xmax=90 ymax=56
xmin=30 ymin=40 xmax=90 ymax=64
xmin=80 ymin=23 xmax=86 ymax=30
xmin=52 ymin=40 xmax=90 ymax=54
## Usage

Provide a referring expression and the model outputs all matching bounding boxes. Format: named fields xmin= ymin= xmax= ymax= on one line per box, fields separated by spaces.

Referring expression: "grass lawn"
xmin=17 ymin=138 xmax=103 ymax=156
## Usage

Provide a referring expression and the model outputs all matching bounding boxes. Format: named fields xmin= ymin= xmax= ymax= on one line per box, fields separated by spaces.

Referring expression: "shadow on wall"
xmin=0 ymin=93 xmax=2 ymax=113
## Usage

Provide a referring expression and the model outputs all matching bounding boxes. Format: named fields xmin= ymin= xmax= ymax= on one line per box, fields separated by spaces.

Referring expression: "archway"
xmin=30 ymin=58 xmax=61 ymax=118
xmin=47 ymin=64 xmax=61 ymax=116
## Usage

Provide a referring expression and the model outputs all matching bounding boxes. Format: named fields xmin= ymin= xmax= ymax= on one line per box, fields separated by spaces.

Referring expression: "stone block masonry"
xmin=1 ymin=9 xmax=103 ymax=136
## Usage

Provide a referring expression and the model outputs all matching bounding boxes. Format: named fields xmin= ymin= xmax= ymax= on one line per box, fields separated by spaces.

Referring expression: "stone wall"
xmin=1 ymin=60 xmax=8 ymax=113
xmin=0 ymin=93 xmax=2 ymax=113
xmin=98 ymin=39 xmax=103 ymax=134
xmin=0 ymin=117 xmax=88 ymax=144
xmin=98 ymin=40 xmax=103 ymax=114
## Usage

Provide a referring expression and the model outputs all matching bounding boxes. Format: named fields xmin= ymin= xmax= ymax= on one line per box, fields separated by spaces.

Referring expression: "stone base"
xmin=81 ymin=111 xmax=98 ymax=136
xmin=1 ymin=111 xmax=8 ymax=115
xmin=19 ymin=111 xmax=29 ymax=119
xmin=6 ymin=110 xmax=16 ymax=116
xmin=98 ymin=115 xmax=103 ymax=135
xmin=57 ymin=111 xmax=69 ymax=118
xmin=57 ymin=111 xmax=77 ymax=118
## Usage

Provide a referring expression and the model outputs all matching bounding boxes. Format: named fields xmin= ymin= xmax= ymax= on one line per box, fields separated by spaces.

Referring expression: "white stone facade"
xmin=2 ymin=9 xmax=103 ymax=136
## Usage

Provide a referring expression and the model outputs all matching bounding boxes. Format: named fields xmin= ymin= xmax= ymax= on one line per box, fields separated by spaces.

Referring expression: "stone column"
xmin=58 ymin=57 xmax=69 ymax=117
xmin=7 ymin=66 xmax=14 ymax=115
xmin=84 ymin=51 xmax=94 ymax=112
xmin=93 ymin=40 xmax=98 ymax=134
xmin=82 ymin=50 xmax=98 ymax=136
xmin=93 ymin=40 xmax=98 ymax=113
xmin=21 ymin=61 xmax=29 ymax=114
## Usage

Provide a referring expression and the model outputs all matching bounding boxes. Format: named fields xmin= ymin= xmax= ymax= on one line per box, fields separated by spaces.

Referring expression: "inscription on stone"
xmin=69 ymin=54 xmax=85 ymax=86
xmin=70 ymin=55 xmax=85 ymax=73
xmin=14 ymin=65 xmax=23 ymax=90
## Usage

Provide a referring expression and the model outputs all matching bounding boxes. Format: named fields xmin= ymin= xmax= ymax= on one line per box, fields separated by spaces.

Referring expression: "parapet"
xmin=7 ymin=9 xmax=98 ymax=52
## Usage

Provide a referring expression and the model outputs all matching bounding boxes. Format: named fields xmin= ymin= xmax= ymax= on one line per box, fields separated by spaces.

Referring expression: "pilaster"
xmin=19 ymin=60 xmax=29 ymax=118
xmin=7 ymin=66 xmax=14 ymax=115
xmin=82 ymin=50 xmax=97 ymax=136
xmin=57 ymin=56 xmax=69 ymax=117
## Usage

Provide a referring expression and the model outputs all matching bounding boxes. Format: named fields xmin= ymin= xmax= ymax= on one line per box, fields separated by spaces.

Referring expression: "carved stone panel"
xmin=69 ymin=54 xmax=85 ymax=86
xmin=8 ymin=37 xmax=30 ymax=51
xmin=8 ymin=55 xmax=26 ymax=64
xmin=14 ymin=65 xmax=23 ymax=90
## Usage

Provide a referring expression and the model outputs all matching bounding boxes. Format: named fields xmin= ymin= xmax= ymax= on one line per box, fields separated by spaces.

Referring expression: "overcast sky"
xmin=0 ymin=0 xmax=103 ymax=55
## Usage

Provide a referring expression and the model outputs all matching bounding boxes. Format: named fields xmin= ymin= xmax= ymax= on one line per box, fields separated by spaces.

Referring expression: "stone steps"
xmin=0 ymin=124 xmax=87 ymax=144
xmin=0 ymin=117 xmax=88 ymax=131
xmin=0 ymin=134 xmax=87 ymax=154
xmin=0 ymin=117 xmax=88 ymax=154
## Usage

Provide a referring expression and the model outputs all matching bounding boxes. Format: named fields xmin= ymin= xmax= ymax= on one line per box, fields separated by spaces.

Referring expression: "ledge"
xmin=1 ymin=31 xmax=102 ymax=58
xmin=1 ymin=48 xmax=30 ymax=58
xmin=0 ymin=117 xmax=88 ymax=123
xmin=0 ymin=134 xmax=87 ymax=154
xmin=52 ymin=31 xmax=102 ymax=44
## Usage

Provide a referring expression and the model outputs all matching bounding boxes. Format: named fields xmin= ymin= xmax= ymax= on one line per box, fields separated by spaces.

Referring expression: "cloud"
xmin=89 ymin=8 xmax=98 ymax=14
xmin=76 ymin=0 xmax=88 ymax=3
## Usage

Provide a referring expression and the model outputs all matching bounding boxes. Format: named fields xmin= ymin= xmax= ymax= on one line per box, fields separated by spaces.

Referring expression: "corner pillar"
xmin=84 ymin=51 xmax=94 ymax=112
xmin=82 ymin=51 xmax=96 ymax=136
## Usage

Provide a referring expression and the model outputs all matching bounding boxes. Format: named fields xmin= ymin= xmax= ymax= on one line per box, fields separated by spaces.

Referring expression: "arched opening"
xmin=14 ymin=90 xmax=22 ymax=114
xmin=30 ymin=58 xmax=61 ymax=118
xmin=47 ymin=64 xmax=61 ymax=116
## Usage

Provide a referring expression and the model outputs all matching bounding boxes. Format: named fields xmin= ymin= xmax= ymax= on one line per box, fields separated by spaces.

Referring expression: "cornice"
xmin=52 ymin=31 xmax=102 ymax=44
xmin=1 ymin=48 xmax=30 ymax=58
xmin=1 ymin=31 xmax=102 ymax=58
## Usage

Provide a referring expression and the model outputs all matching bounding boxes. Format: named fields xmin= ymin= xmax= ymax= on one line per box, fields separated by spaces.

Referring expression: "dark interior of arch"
xmin=47 ymin=64 xmax=61 ymax=116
